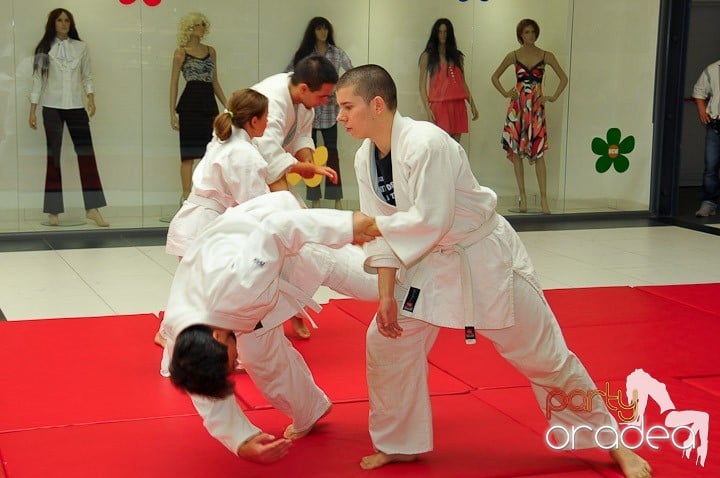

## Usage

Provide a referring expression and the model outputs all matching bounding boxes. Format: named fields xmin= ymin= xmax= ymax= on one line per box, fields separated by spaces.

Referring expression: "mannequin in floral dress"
xmin=491 ymin=18 xmax=567 ymax=214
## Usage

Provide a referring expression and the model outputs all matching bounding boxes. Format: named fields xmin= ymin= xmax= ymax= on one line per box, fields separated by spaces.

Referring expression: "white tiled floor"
xmin=1 ymin=225 xmax=719 ymax=321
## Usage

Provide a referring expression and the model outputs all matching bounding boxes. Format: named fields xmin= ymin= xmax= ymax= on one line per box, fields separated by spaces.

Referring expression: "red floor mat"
xmin=1 ymin=286 xmax=717 ymax=477
xmin=543 ymin=286 xmax=709 ymax=327
xmin=233 ymin=302 xmax=471 ymax=409
xmin=331 ymin=298 xmax=377 ymax=325
xmin=427 ymin=314 xmax=720 ymax=390
xmin=635 ymin=283 xmax=720 ymax=318
xmin=682 ymin=376 xmax=720 ymax=398
xmin=561 ymin=317 xmax=720 ymax=382
xmin=474 ymin=377 xmax=719 ymax=477
xmin=0 ymin=315 xmax=194 ymax=433
xmin=0 ymin=395 xmax=597 ymax=478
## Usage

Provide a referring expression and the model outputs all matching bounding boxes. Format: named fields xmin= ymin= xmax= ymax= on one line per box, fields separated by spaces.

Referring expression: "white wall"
xmin=0 ymin=0 xmax=661 ymax=231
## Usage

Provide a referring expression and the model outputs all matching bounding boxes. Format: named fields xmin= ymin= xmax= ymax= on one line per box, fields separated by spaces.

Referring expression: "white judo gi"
xmin=356 ymin=112 xmax=618 ymax=454
xmin=166 ymin=127 xmax=270 ymax=257
xmin=163 ymin=191 xmax=368 ymax=454
xmin=251 ymin=72 xmax=315 ymax=183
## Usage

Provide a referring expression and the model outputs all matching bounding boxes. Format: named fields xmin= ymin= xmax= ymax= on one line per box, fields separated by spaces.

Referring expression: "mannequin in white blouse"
xmin=29 ymin=8 xmax=108 ymax=227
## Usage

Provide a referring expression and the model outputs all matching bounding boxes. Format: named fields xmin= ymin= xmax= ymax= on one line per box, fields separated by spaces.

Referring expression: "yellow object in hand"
xmin=287 ymin=146 xmax=328 ymax=188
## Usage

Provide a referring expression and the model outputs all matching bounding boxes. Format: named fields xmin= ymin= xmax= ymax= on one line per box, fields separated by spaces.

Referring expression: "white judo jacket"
xmin=165 ymin=127 xmax=272 ymax=256
xmin=251 ymin=73 xmax=316 ymax=183
xmin=162 ymin=191 xmax=355 ymax=452
xmin=355 ymin=112 xmax=542 ymax=330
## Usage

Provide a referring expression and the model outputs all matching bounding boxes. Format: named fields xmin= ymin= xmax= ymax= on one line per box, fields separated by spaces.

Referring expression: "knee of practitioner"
xmin=162 ymin=191 xmax=379 ymax=464
xmin=335 ymin=65 xmax=652 ymax=478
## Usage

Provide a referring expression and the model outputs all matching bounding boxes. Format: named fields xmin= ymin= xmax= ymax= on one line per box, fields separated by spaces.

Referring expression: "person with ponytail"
xmin=165 ymin=88 xmax=336 ymax=259
xmin=29 ymin=8 xmax=109 ymax=227
xmin=160 ymin=89 xmax=343 ymax=345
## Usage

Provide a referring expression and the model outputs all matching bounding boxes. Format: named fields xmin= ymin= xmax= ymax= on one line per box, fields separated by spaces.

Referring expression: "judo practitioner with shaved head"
xmin=163 ymin=190 xmax=378 ymax=464
xmin=334 ymin=64 xmax=653 ymax=478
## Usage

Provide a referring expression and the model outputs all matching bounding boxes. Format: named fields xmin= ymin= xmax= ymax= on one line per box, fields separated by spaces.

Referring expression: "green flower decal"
xmin=591 ymin=128 xmax=635 ymax=173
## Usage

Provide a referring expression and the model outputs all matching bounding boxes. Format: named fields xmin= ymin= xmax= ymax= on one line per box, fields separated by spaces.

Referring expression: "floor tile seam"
xmin=134 ymin=244 xmax=178 ymax=274
xmin=53 ymin=251 xmax=125 ymax=315
xmin=0 ymin=413 xmax=198 ymax=435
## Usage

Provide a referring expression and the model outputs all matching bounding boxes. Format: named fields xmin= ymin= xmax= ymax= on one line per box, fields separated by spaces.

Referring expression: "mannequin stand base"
xmin=508 ymin=207 xmax=546 ymax=215
xmin=41 ymin=219 xmax=87 ymax=227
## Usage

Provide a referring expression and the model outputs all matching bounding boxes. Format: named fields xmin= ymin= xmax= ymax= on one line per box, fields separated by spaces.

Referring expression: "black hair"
xmin=169 ymin=325 xmax=234 ymax=399
xmin=290 ymin=55 xmax=338 ymax=92
xmin=337 ymin=64 xmax=397 ymax=111
xmin=33 ymin=8 xmax=82 ymax=80
xmin=419 ymin=18 xmax=464 ymax=76
xmin=291 ymin=17 xmax=336 ymax=68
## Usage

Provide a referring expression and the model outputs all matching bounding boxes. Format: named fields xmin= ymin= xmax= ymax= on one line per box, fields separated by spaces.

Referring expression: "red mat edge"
xmin=633 ymin=284 xmax=720 ymax=318
xmin=244 ymin=388 xmax=476 ymax=411
xmin=0 ymin=413 xmax=199 ymax=435
xmin=0 ymin=312 xmax=160 ymax=324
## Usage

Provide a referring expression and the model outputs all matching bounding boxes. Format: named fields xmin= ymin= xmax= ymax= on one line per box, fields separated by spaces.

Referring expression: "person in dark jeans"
xmin=692 ymin=60 xmax=720 ymax=217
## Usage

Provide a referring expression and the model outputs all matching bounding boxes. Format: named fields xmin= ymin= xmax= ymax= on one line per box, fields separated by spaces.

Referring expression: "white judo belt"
xmin=433 ymin=212 xmax=499 ymax=344
xmin=187 ymin=193 xmax=227 ymax=214
xmin=278 ymin=279 xmax=321 ymax=329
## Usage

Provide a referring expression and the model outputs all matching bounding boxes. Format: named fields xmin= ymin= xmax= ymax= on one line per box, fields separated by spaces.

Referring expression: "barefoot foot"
xmin=86 ymin=208 xmax=109 ymax=227
xmin=360 ymin=452 xmax=417 ymax=470
xmin=610 ymin=446 xmax=652 ymax=478
xmin=291 ymin=315 xmax=311 ymax=339
xmin=283 ymin=404 xmax=332 ymax=440
xmin=153 ymin=329 xmax=167 ymax=347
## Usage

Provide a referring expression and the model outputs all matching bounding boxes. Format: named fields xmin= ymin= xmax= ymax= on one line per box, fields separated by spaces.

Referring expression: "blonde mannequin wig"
xmin=177 ymin=12 xmax=211 ymax=47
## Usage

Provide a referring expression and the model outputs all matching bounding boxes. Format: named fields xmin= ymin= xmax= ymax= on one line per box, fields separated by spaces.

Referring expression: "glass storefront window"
xmin=0 ymin=0 xmax=660 ymax=233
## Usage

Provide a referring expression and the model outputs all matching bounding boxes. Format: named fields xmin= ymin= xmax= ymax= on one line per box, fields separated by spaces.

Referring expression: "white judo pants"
xmin=366 ymin=272 xmax=618 ymax=454
xmin=234 ymin=244 xmax=377 ymax=432
xmin=236 ymin=326 xmax=330 ymax=432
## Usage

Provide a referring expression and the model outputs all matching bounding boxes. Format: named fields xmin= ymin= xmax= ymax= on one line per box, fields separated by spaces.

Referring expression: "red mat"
xmin=561 ymin=317 xmax=720 ymax=382
xmin=635 ymin=283 xmax=720 ymax=319
xmin=682 ymin=376 xmax=720 ymax=398
xmin=0 ymin=315 xmax=194 ymax=433
xmin=543 ymin=286 xmax=711 ymax=327
xmin=333 ymin=287 xmax=710 ymax=329
xmin=331 ymin=298 xmax=377 ymax=325
xmin=0 ymin=395 xmax=597 ymax=478
xmin=1 ymin=285 xmax=717 ymax=477
xmin=233 ymin=302 xmax=471 ymax=409
xmin=474 ymin=377 xmax=720 ymax=477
